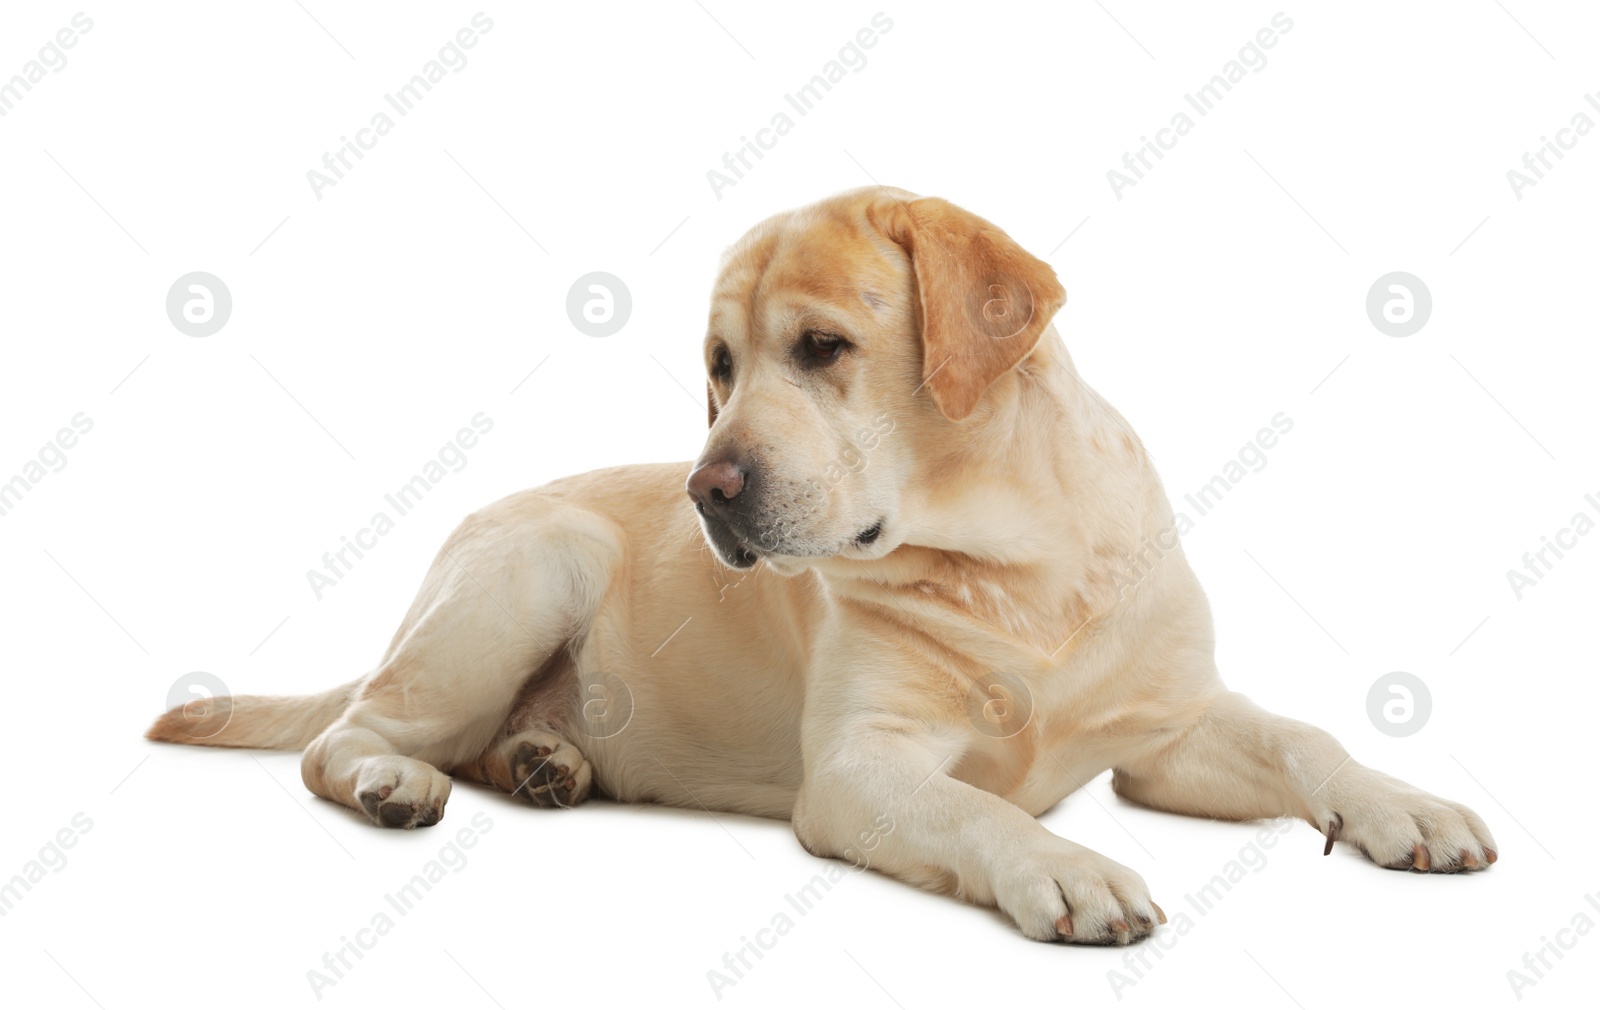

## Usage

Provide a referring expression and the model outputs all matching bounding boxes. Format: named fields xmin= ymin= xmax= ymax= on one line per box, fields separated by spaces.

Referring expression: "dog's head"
xmin=688 ymin=188 xmax=1066 ymax=571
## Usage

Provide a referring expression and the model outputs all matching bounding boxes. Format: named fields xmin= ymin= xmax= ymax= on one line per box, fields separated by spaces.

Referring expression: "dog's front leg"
xmin=791 ymin=718 xmax=1163 ymax=945
xmin=1112 ymin=691 xmax=1498 ymax=871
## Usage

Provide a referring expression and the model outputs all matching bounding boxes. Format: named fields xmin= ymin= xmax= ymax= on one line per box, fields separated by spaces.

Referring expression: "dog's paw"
xmin=993 ymin=838 xmax=1163 ymax=945
xmin=356 ymin=756 xmax=452 ymax=829
xmin=1316 ymin=768 xmax=1497 ymax=872
xmin=508 ymin=731 xmax=592 ymax=809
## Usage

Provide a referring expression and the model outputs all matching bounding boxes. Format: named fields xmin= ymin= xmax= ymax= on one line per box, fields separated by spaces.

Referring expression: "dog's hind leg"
xmin=451 ymin=646 xmax=595 ymax=809
xmin=300 ymin=496 xmax=619 ymax=828
xmin=456 ymin=726 xmax=594 ymax=809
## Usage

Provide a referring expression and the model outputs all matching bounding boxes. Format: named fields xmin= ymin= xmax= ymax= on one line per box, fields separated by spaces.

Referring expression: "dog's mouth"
xmin=698 ymin=509 xmax=889 ymax=570
xmin=696 ymin=508 xmax=764 ymax=569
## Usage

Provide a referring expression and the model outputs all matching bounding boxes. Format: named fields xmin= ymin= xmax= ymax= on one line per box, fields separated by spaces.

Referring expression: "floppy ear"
xmin=875 ymin=197 xmax=1066 ymax=420
xmin=707 ymin=383 xmax=719 ymax=428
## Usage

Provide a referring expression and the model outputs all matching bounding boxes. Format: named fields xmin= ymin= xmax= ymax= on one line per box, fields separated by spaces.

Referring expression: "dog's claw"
xmin=1152 ymin=902 xmax=1167 ymax=925
xmin=1323 ymin=814 xmax=1342 ymax=856
xmin=1411 ymin=843 xmax=1432 ymax=872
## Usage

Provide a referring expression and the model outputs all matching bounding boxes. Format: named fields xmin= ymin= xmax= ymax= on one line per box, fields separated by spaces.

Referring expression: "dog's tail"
xmin=145 ymin=678 xmax=362 ymax=751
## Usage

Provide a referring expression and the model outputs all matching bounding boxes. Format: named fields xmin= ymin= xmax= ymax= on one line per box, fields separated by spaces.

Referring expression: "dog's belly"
xmin=575 ymin=597 xmax=813 ymax=818
xmin=536 ymin=462 xmax=816 ymax=818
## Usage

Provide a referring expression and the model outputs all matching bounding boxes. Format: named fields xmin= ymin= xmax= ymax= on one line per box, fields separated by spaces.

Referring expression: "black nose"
xmin=687 ymin=460 xmax=747 ymax=507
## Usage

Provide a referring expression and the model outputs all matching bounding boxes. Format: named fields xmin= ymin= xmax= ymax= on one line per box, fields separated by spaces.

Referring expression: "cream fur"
xmin=148 ymin=188 xmax=1496 ymax=944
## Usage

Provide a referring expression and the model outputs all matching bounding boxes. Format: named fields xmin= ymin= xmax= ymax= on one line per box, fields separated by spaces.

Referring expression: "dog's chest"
xmin=899 ymin=572 xmax=1086 ymax=656
xmin=869 ymin=572 xmax=1171 ymax=804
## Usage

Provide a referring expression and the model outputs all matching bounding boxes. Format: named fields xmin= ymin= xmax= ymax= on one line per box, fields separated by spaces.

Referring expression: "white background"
xmin=2 ymin=2 xmax=1597 ymax=1007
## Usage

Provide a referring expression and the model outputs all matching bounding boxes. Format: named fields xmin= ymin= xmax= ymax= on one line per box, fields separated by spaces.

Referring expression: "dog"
xmin=149 ymin=187 xmax=1496 ymax=945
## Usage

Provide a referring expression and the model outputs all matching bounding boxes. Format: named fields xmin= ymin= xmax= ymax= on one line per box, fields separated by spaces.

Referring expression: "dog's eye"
xmin=803 ymin=331 xmax=845 ymax=360
xmin=711 ymin=347 xmax=732 ymax=381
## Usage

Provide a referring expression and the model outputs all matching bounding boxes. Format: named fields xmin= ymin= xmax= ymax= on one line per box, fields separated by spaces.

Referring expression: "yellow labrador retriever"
xmin=149 ymin=187 xmax=1496 ymax=944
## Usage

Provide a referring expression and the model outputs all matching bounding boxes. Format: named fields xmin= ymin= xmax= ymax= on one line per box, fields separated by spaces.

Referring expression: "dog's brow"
xmin=786 ymin=304 xmax=859 ymax=337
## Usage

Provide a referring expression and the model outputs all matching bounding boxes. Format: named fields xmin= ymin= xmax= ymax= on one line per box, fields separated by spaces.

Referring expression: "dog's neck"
xmin=810 ymin=327 xmax=1177 ymax=655
xmin=912 ymin=326 xmax=1165 ymax=565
